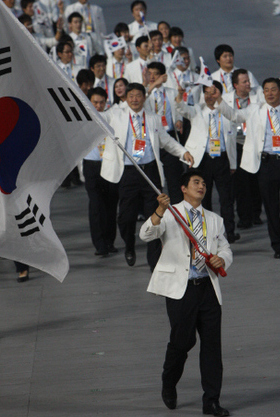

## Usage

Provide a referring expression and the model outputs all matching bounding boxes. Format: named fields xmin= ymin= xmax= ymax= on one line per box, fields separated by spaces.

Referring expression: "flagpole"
xmin=111 ymin=137 xmax=210 ymax=255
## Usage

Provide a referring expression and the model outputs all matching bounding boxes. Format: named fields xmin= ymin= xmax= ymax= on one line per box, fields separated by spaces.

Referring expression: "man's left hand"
xmin=209 ymin=255 xmax=225 ymax=269
xmin=183 ymin=151 xmax=194 ymax=167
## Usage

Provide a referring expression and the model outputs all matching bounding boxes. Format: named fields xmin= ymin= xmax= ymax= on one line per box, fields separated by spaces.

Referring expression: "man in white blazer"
xmin=100 ymin=82 xmax=193 ymax=269
xmin=90 ymin=54 xmax=114 ymax=109
xmin=175 ymin=81 xmax=240 ymax=244
xmin=64 ymin=0 xmax=106 ymax=51
xmin=124 ymin=35 xmax=151 ymax=84
xmin=223 ymin=69 xmax=264 ymax=229
xmin=145 ymin=61 xmax=184 ymax=203
xmin=139 ymin=169 xmax=232 ymax=415
xmin=211 ymin=44 xmax=259 ymax=95
xmin=213 ymin=77 xmax=280 ymax=258
xmin=128 ymin=0 xmax=157 ymax=42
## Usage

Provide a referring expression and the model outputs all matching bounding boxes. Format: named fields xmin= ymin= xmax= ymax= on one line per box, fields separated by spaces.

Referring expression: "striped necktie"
xmin=270 ymin=108 xmax=280 ymax=135
xmin=133 ymin=114 xmax=141 ymax=139
xmin=224 ymin=72 xmax=233 ymax=93
xmin=209 ymin=113 xmax=218 ymax=138
xmin=190 ymin=208 xmax=205 ymax=271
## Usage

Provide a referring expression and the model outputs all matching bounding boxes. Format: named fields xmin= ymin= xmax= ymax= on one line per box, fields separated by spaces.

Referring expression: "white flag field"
xmin=196 ymin=56 xmax=213 ymax=87
xmin=0 ymin=3 xmax=115 ymax=281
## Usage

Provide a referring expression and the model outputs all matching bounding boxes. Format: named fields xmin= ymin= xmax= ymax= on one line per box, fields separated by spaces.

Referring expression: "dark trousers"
xmin=258 ymin=157 xmax=280 ymax=253
xmin=118 ymin=161 xmax=162 ymax=269
xmin=162 ymin=278 xmax=222 ymax=406
xmin=199 ymin=152 xmax=235 ymax=235
xmin=160 ymin=131 xmax=184 ymax=204
xmin=83 ymin=160 xmax=119 ymax=253
xmin=14 ymin=262 xmax=29 ymax=273
xmin=233 ymin=143 xmax=262 ymax=224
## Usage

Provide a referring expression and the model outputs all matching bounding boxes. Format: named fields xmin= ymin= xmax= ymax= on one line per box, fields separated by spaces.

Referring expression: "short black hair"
xmin=113 ymin=77 xmax=129 ymax=104
xmin=21 ymin=0 xmax=33 ymax=10
xmin=59 ymin=34 xmax=74 ymax=45
xmin=171 ymin=46 xmax=189 ymax=57
xmin=180 ymin=169 xmax=205 ymax=187
xmin=89 ymin=54 xmax=107 ymax=69
xmin=130 ymin=0 xmax=147 ymax=12
xmin=18 ymin=13 xmax=32 ymax=25
xmin=88 ymin=87 xmax=108 ymax=101
xmin=68 ymin=11 xmax=83 ymax=23
xmin=262 ymin=77 xmax=280 ymax=90
xmin=158 ymin=21 xmax=170 ymax=29
xmin=147 ymin=61 xmax=166 ymax=75
xmin=135 ymin=35 xmax=149 ymax=48
xmin=126 ymin=82 xmax=146 ymax=97
xmin=76 ymin=69 xmax=95 ymax=86
xmin=114 ymin=22 xmax=129 ymax=36
xmin=169 ymin=26 xmax=184 ymax=39
xmin=214 ymin=44 xmax=234 ymax=63
xmin=149 ymin=30 xmax=163 ymax=40
xmin=203 ymin=80 xmax=223 ymax=94
xmin=231 ymin=68 xmax=248 ymax=87
xmin=56 ymin=41 xmax=72 ymax=55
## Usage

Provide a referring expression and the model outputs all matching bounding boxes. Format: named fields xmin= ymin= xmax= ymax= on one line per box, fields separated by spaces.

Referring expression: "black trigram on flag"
xmin=0 ymin=46 xmax=12 ymax=77
xmin=48 ymin=87 xmax=93 ymax=122
xmin=15 ymin=195 xmax=46 ymax=237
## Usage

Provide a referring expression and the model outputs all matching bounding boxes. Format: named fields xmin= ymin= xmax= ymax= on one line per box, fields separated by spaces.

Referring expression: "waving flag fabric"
xmin=0 ymin=3 xmax=114 ymax=281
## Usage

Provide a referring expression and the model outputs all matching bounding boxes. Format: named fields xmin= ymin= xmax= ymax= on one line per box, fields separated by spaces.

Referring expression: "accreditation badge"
xmin=272 ymin=136 xmax=280 ymax=154
xmin=161 ymin=115 xmax=169 ymax=130
xmin=133 ymin=139 xmax=146 ymax=159
xmin=209 ymin=138 xmax=221 ymax=157
xmin=98 ymin=139 xmax=106 ymax=159
xmin=86 ymin=24 xmax=92 ymax=33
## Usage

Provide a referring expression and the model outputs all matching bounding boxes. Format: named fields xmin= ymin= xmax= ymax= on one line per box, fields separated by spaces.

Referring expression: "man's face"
xmin=151 ymin=35 xmax=163 ymax=53
xmin=132 ymin=3 xmax=146 ymax=23
xmin=90 ymin=94 xmax=106 ymax=112
xmin=263 ymin=82 xmax=280 ymax=107
xmin=69 ymin=17 xmax=82 ymax=34
xmin=181 ymin=176 xmax=206 ymax=203
xmin=113 ymin=48 xmax=125 ymax=60
xmin=204 ymin=86 xmax=216 ymax=107
xmin=92 ymin=61 xmax=106 ymax=79
xmin=170 ymin=35 xmax=183 ymax=48
xmin=148 ymin=68 xmax=162 ymax=84
xmin=126 ymin=89 xmax=145 ymax=113
xmin=217 ymin=51 xmax=234 ymax=72
xmin=79 ymin=81 xmax=93 ymax=95
xmin=120 ymin=30 xmax=130 ymax=42
xmin=234 ymin=73 xmax=251 ymax=97
xmin=136 ymin=41 xmax=151 ymax=59
xmin=158 ymin=22 xmax=169 ymax=40
xmin=23 ymin=20 xmax=33 ymax=33
xmin=3 ymin=0 xmax=15 ymax=8
xmin=177 ymin=52 xmax=190 ymax=71
xmin=58 ymin=44 xmax=73 ymax=64
xmin=22 ymin=2 xmax=34 ymax=16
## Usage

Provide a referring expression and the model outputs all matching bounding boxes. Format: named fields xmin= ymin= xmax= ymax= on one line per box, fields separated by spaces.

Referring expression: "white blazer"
xmin=139 ymin=201 xmax=233 ymax=303
xmin=100 ymin=107 xmax=187 ymax=186
xmin=128 ymin=20 xmax=157 ymax=42
xmin=145 ymin=86 xmax=182 ymax=127
xmin=176 ymin=101 xmax=237 ymax=169
xmin=164 ymin=69 xmax=201 ymax=104
xmin=212 ymin=67 xmax=259 ymax=93
xmin=216 ymin=99 xmax=269 ymax=173
xmin=123 ymin=58 xmax=144 ymax=83
xmin=106 ymin=56 xmax=128 ymax=79
xmin=64 ymin=2 xmax=107 ymax=49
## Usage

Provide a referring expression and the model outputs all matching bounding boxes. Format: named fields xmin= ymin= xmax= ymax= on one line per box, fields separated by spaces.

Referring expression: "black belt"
xmin=124 ymin=160 xmax=157 ymax=170
xmin=188 ymin=276 xmax=209 ymax=286
xmin=261 ymin=152 xmax=280 ymax=161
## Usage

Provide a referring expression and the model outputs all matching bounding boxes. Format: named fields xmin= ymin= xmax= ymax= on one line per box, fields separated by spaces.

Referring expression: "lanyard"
xmin=129 ymin=112 xmax=146 ymax=139
xmin=154 ymin=90 xmax=167 ymax=115
xmin=220 ymin=72 xmax=230 ymax=93
xmin=209 ymin=112 xmax=221 ymax=138
xmin=267 ymin=109 xmax=278 ymax=134
xmin=87 ymin=5 xmax=92 ymax=26
xmin=173 ymin=71 xmax=181 ymax=87
xmin=235 ymin=97 xmax=250 ymax=109
xmin=113 ymin=62 xmax=125 ymax=79
xmin=185 ymin=208 xmax=207 ymax=240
